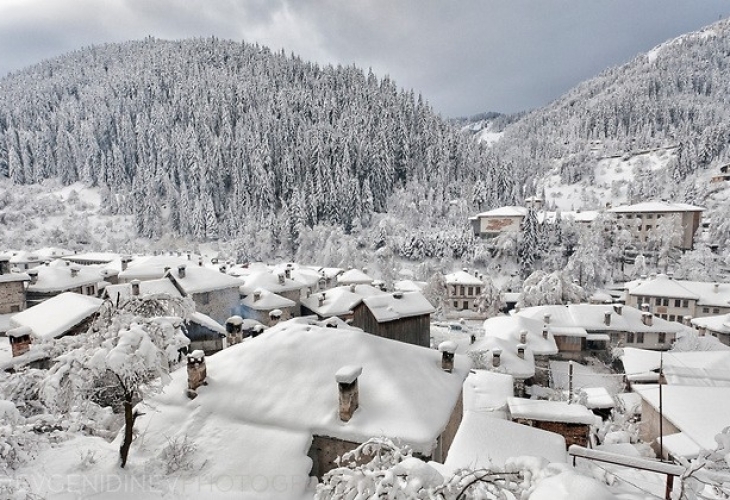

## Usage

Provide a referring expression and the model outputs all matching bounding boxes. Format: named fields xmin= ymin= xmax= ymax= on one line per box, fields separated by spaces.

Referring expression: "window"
xmin=714 ymin=308 xmax=720 ymax=314
xmin=467 ymin=286 xmax=473 ymax=296
xmin=674 ymin=299 xmax=681 ymax=308
xmin=199 ymin=292 xmax=210 ymax=305
xmin=636 ymin=332 xmax=644 ymax=344
xmin=662 ymin=298 xmax=669 ymax=306
xmin=703 ymin=307 xmax=710 ymax=313
xmin=475 ymin=287 xmax=481 ymax=295
xmin=682 ymin=300 xmax=689 ymax=308
xmin=459 ymin=286 xmax=465 ymax=296
xmin=669 ymin=315 xmax=675 ymax=322
xmin=626 ymin=332 xmax=635 ymax=343
xmin=463 ymin=301 xmax=469 ymax=310
xmin=85 ymin=285 xmax=95 ymax=295
xmin=10 ymin=305 xmax=20 ymax=313
xmin=661 ymin=314 xmax=668 ymax=320
xmin=655 ymin=298 xmax=662 ymax=306
xmin=646 ymin=224 xmax=652 ymax=230
xmin=658 ymin=332 xmax=666 ymax=344
xmin=453 ymin=301 xmax=459 ymax=308
xmin=647 ymin=214 xmax=654 ymax=219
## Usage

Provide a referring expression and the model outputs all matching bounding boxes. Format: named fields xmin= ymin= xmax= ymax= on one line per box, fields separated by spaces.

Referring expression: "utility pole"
xmin=568 ymin=360 xmax=574 ymax=404
xmin=659 ymin=350 xmax=664 ymax=461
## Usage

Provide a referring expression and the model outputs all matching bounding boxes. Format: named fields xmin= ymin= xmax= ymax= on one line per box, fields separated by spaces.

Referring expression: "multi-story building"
xmin=608 ymin=201 xmax=704 ymax=250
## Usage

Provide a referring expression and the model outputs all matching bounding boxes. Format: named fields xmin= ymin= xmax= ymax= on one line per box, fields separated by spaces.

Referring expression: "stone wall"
xmin=514 ymin=418 xmax=591 ymax=448
xmin=0 ymin=281 xmax=26 ymax=314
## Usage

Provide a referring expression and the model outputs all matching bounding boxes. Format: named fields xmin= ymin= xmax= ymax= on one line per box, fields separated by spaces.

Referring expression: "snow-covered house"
xmin=237 ymin=288 xmax=298 ymax=326
xmin=116 ymin=253 xmax=201 ymax=282
xmin=135 ymin=318 xmax=469 ymax=485
xmin=469 ymin=206 xmax=527 ymax=237
xmin=351 ymin=290 xmax=435 ymax=347
xmin=620 ymin=347 xmax=730 ymax=387
xmin=238 ymin=269 xmax=307 ymax=305
xmin=10 ymin=291 xmax=103 ymax=341
xmin=7 ymin=250 xmax=44 ymax=270
xmin=300 ymin=284 xmax=384 ymax=321
xmin=25 ymin=260 xmax=104 ymax=306
xmin=625 ymin=274 xmax=730 ymax=321
xmin=633 ymin=385 xmax=730 ymax=459
xmin=710 ymin=163 xmax=730 ymax=183
xmin=0 ymin=271 xmax=30 ymax=314
xmin=103 ymin=278 xmax=182 ymax=304
xmin=608 ymin=201 xmax=704 ymax=250
xmin=691 ymin=313 xmax=730 ymax=346
xmin=165 ymin=264 xmax=242 ymax=324
xmin=444 ymin=269 xmax=484 ymax=312
xmin=185 ymin=311 xmax=227 ymax=355
xmin=336 ymin=267 xmax=375 ymax=286
xmin=468 ymin=335 xmax=537 ymax=395
xmin=507 ymin=397 xmax=597 ymax=449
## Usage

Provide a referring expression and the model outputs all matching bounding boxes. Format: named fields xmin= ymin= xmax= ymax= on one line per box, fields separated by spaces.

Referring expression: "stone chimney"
xmin=131 ymin=279 xmax=140 ymax=296
xmin=269 ymin=309 xmax=282 ymax=326
xmin=698 ymin=325 xmax=707 ymax=337
xmin=517 ymin=344 xmax=526 ymax=359
xmin=438 ymin=341 xmax=457 ymax=373
xmin=492 ymin=348 xmax=502 ymax=368
xmin=7 ymin=326 xmax=32 ymax=357
xmin=683 ymin=315 xmax=693 ymax=327
xmin=27 ymin=268 xmax=38 ymax=284
xmin=336 ymin=365 xmax=362 ymax=422
xmin=714 ymin=283 xmax=720 ymax=293
xmin=278 ymin=273 xmax=285 ymax=285
xmin=519 ymin=330 xmax=527 ymax=344
xmin=642 ymin=312 xmax=653 ymax=327
xmin=350 ymin=284 xmax=356 ymax=293
xmin=393 ymin=291 xmax=403 ymax=299
xmin=604 ymin=311 xmax=612 ymax=326
xmin=542 ymin=325 xmax=549 ymax=339
xmin=253 ymin=290 xmax=262 ymax=302
xmin=543 ymin=314 xmax=551 ymax=325
xmin=186 ymin=350 xmax=207 ymax=399
xmin=70 ymin=265 xmax=80 ymax=277
xmin=121 ymin=256 xmax=132 ymax=271
xmin=641 ymin=303 xmax=650 ymax=312
xmin=252 ymin=324 xmax=265 ymax=337
xmin=613 ymin=304 xmax=623 ymax=315
xmin=284 ymin=268 xmax=292 ymax=279
xmin=318 ymin=293 xmax=325 ymax=307
xmin=177 ymin=265 xmax=186 ymax=279
xmin=226 ymin=315 xmax=244 ymax=346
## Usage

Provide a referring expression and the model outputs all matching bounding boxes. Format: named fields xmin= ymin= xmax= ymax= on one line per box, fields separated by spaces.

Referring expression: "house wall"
xmin=478 ymin=216 xmax=523 ymax=236
xmin=433 ymin=390 xmax=464 ymax=463
xmin=628 ymin=294 xmax=697 ymax=321
xmin=554 ymin=335 xmax=585 ymax=353
xmin=351 ymin=305 xmax=430 ymax=347
xmin=446 ymin=283 xmax=482 ymax=312
xmin=236 ymin=303 xmax=298 ymax=327
xmin=0 ymin=281 xmax=26 ymax=314
xmin=639 ymin=398 xmax=681 ymax=457
xmin=26 ymin=284 xmax=98 ymax=307
xmin=513 ymin=418 xmax=591 ymax=449
xmin=192 ymin=287 xmax=240 ymax=325
xmin=184 ymin=322 xmax=224 ymax=355
xmin=308 ymin=435 xmax=364 ymax=480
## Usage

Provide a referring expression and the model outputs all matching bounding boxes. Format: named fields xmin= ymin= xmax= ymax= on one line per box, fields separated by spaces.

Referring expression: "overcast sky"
xmin=0 ymin=1 xmax=727 ymax=117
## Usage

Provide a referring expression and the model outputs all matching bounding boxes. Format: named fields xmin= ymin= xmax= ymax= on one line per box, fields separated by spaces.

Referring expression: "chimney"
xmin=517 ymin=344 xmax=526 ymax=359
xmin=543 ymin=314 xmax=551 ymax=325
xmin=278 ymin=274 xmax=285 ymax=285
xmin=268 ymin=309 xmax=282 ymax=326
xmin=714 ymin=283 xmax=720 ymax=293
xmin=121 ymin=256 xmax=132 ymax=271
xmin=70 ymin=265 xmax=80 ymax=277
xmin=642 ymin=312 xmax=653 ymax=326
xmin=325 ymin=318 xmax=338 ymax=328
xmin=474 ymin=270 xmax=479 ymax=277
xmin=131 ymin=279 xmax=140 ymax=296
xmin=613 ymin=304 xmax=623 ymax=315
xmin=252 ymin=324 xmax=265 ymax=337
xmin=492 ymin=349 xmax=502 ymax=368
xmin=219 ymin=265 xmax=226 ymax=273
xmin=27 ymin=269 xmax=38 ymax=284
xmin=393 ymin=291 xmax=403 ymax=299
xmin=253 ymin=290 xmax=262 ymax=302
xmin=350 ymin=284 xmax=356 ymax=293
xmin=198 ymin=258 xmax=203 ymax=267
xmin=186 ymin=350 xmax=207 ymax=399
xmin=462 ymin=267 xmax=468 ymax=273
xmin=683 ymin=315 xmax=693 ymax=327
xmin=164 ymin=266 xmax=171 ymax=275
xmin=641 ymin=303 xmax=650 ymax=312
xmin=336 ymin=365 xmax=362 ymax=422
xmin=698 ymin=325 xmax=707 ymax=337
xmin=439 ymin=341 xmax=457 ymax=372
xmin=542 ymin=325 xmax=549 ymax=339
xmin=519 ymin=330 xmax=527 ymax=344
xmin=318 ymin=293 xmax=325 ymax=307
xmin=362 ymin=268 xmax=368 ymax=275
xmin=604 ymin=312 xmax=612 ymax=326
xmin=284 ymin=268 xmax=291 ymax=279
xmin=7 ymin=326 xmax=32 ymax=358
xmin=225 ymin=315 xmax=244 ymax=346
xmin=177 ymin=265 xmax=186 ymax=278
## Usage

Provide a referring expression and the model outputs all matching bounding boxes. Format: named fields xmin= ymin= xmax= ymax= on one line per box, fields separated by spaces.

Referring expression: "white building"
xmin=608 ymin=201 xmax=704 ymax=250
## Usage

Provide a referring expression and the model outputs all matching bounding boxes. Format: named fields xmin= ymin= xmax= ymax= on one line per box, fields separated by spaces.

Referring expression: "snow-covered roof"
xmin=394 ymin=279 xmax=427 ymax=292
xmin=336 ymin=268 xmax=375 ymax=285
xmin=10 ymin=292 xmax=102 ymax=340
xmin=444 ymin=413 xmax=566 ymax=472
xmin=240 ymin=288 xmax=296 ymax=310
xmin=507 ymin=397 xmax=597 ymax=425
xmin=189 ymin=311 xmax=226 ymax=334
xmin=300 ymin=285 xmax=385 ymax=317
xmin=620 ymin=347 xmax=730 ymax=385
xmin=567 ymin=304 xmax=685 ymax=334
xmin=608 ymin=201 xmax=704 ymax=213
xmin=35 ymin=247 xmax=75 ymax=259
xmin=238 ymin=270 xmax=306 ymax=295
xmin=361 ymin=291 xmax=435 ymax=323
xmin=61 ymin=252 xmax=120 ymax=264
xmin=633 ymin=385 xmax=730 ymax=453
xmin=0 ymin=272 xmax=30 ymax=283
xmin=167 ymin=265 xmax=242 ymax=294
xmin=104 ymin=278 xmax=182 ymax=303
xmin=144 ymin=318 xmax=469 ymax=455
xmin=627 ymin=274 xmax=699 ymax=300
xmin=117 ymin=254 xmax=202 ymax=281
xmin=463 ymin=370 xmax=515 ymax=417
xmin=8 ymin=250 xmax=43 ymax=264
xmin=26 ymin=261 xmax=103 ymax=292
xmin=481 ymin=315 xmax=559 ymax=356
xmin=692 ymin=313 xmax=730 ymax=334
xmin=472 ymin=206 xmax=527 ymax=218
xmin=469 ymin=336 xmax=535 ymax=379
xmin=626 ymin=276 xmax=730 ymax=307
xmin=581 ymin=387 xmax=615 ymax=409
xmin=444 ymin=270 xmax=484 ymax=286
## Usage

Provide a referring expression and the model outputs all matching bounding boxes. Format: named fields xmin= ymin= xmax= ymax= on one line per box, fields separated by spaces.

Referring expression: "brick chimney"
xmin=438 ymin=341 xmax=457 ymax=373
xmin=226 ymin=315 xmax=244 ymax=346
xmin=177 ymin=265 xmax=186 ymax=279
xmin=517 ymin=344 xmax=526 ymax=359
xmin=186 ymin=350 xmax=207 ymax=399
xmin=604 ymin=311 xmax=611 ymax=326
xmin=642 ymin=312 xmax=653 ymax=326
xmin=336 ymin=365 xmax=362 ymax=422
xmin=519 ymin=330 xmax=527 ymax=344
xmin=492 ymin=348 xmax=502 ymax=368
xmin=7 ymin=326 xmax=32 ymax=357
xmin=131 ymin=279 xmax=140 ymax=296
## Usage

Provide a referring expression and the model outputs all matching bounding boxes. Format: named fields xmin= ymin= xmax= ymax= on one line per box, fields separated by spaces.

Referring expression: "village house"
xmin=116 ymin=253 xmax=202 ymax=282
xmin=444 ymin=269 xmax=484 ymax=312
xmin=691 ymin=313 xmax=730 ymax=346
xmin=336 ymin=268 xmax=375 ymax=286
xmin=238 ymin=269 xmax=308 ymax=305
xmin=507 ymin=397 xmax=597 ymax=449
xmin=237 ymin=288 xmax=298 ymax=326
xmin=624 ymin=274 xmax=730 ymax=322
xmin=135 ymin=318 xmax=469 ymax=484
xmin=299 ymin=284 xmax=385 ymax=321
xmin=710 ymin=163 xmax=730 ymax=183
xmin=469 ymin=205 xmax=598 ymax=239
xmin=10 ymin=291 xmax=103 ymax=342
xmin=608 ymin=201 xmax=704 ymax=250
xmin=165 ymin=264 xmax=242 ymax=325
xmin=0 ymin=271 xmax=30 ymax=315
xmin=25 ymin=260 xmax=105 ymax=306
xmin=351 ymin=290 xmax=435 ymax=347
xmin=620 ymin=347 xmax=730 ymax=387
xmin=5 ymin=250 xmax=44 ymax=270
xmin=468 ymin=335 xmax=538 ymax=396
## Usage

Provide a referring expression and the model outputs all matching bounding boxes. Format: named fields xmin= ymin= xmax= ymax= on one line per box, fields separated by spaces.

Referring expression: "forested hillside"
xmin=0 ymin=37 xmax=518 ymax=252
